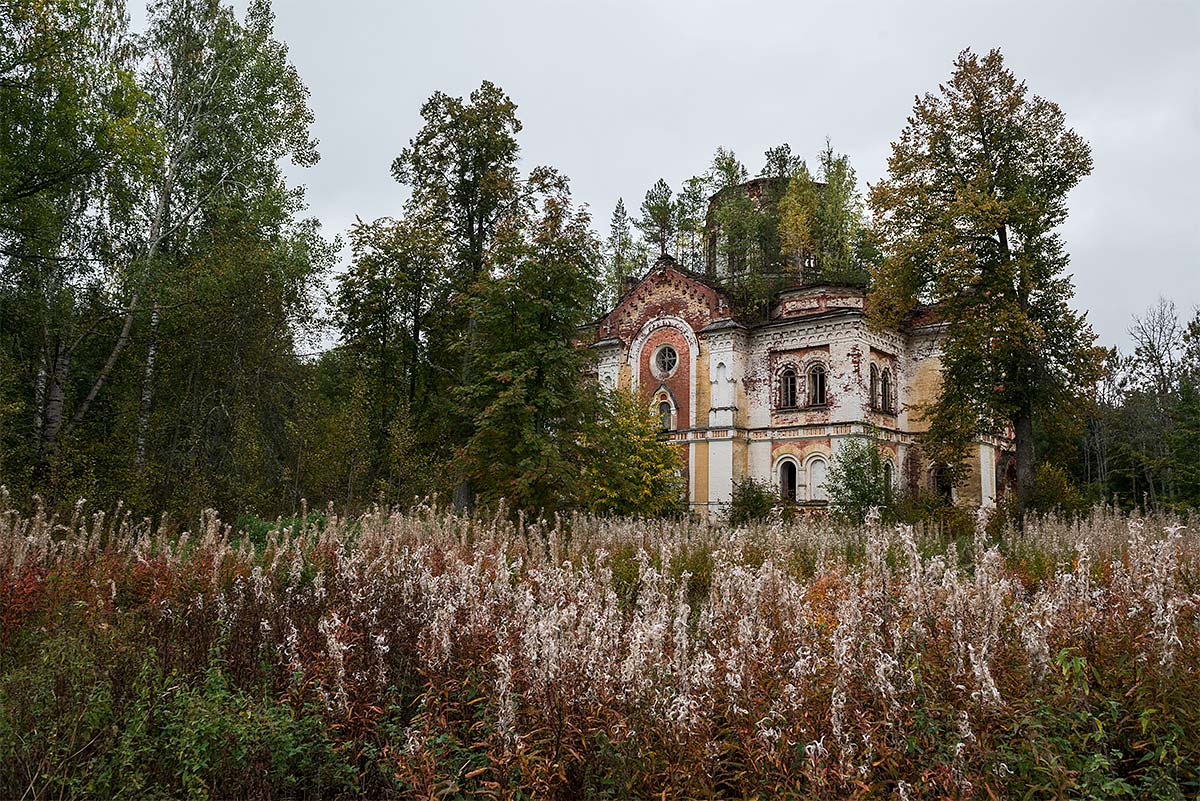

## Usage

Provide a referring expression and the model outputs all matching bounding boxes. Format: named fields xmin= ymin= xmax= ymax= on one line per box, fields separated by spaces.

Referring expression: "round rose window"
xmin=655 ymin=345 xmax=678 ymax=376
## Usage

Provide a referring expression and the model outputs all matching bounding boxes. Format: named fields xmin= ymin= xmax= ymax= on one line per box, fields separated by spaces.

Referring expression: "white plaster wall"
xmin=708 ymin=439 xmax=734 ymax=510
xmin=748 ymin=439 xmax=772 ymax=484
xmin=828 ymin=331 xmax=865 ymax=425
xmin=595 ymin=345 xmax=621 ymax=391
xmin=742 ymin=318 xmax=863 ymax=429
xmin=704 ymin=330 xmax=742 ymax=428
xmin=980 ymin=443 xmax=996 ymax=507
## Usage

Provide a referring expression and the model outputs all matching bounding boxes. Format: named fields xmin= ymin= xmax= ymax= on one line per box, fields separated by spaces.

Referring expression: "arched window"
xmin=869 ymin=364 xmax=879 ymax=410
xmin=658 ymin=401 xmax=673 ymax=431
xmin=883 ymin=460 xmax=895 ymax=499
xmin=931 ymin=464 xmax=953 ymax=500
xmin=714 ymin=362 xmax=729 ymax=407
xmin=881 ymin=369 xmax=893 ymax=413
xmin=808 ymin=456 xmax=828 ymax=502
xmin=779 ymin=368 xmax=798 ymax=408
xmin=780 ymin=460 xmax=798 ymax=501
xmin=808 ymin=364 xmax=827 ymax=407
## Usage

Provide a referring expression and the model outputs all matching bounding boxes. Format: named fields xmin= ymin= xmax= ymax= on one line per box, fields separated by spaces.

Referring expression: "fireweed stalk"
xmin=1 ymin=488 xmax=1198 ymax=799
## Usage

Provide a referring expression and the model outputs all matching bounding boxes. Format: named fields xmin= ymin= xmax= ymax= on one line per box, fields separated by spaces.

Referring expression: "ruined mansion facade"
xmin=591 ymin=255 xmax=1013 ymax=518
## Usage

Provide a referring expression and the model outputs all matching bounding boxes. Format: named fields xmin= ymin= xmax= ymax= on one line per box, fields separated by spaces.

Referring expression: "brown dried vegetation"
xmin=1 ymin=490 xmax=1198 ymax=799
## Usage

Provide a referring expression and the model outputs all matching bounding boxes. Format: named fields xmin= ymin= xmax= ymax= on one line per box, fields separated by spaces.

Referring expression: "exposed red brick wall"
xmin=597 ymin=265 xmax=724 ymax=347
xmin=640 ymin=327 xmax=691 ymax=429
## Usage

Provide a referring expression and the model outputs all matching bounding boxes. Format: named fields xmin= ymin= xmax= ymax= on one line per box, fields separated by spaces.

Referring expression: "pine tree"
xmin=674 ymin=176 xmax=708 ymax=271
xmin=708 ymin=147 xmax=747 ymax=190
xmin=605 ymin=198 xmax=634 ymax=303
xmin=777 ymin=141 xmax=870 ymax=283
xmin=635 ymin=179 xmax=676 ymax=256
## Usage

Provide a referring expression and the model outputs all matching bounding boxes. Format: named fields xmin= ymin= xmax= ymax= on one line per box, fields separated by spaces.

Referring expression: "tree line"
xmin=1072 ymin=298 xmax=1200 ymax=511
xmin=0 ymin=0 xmax=680 ymax=520
xmin=0 ymin=2 xmax=1182 ymax=520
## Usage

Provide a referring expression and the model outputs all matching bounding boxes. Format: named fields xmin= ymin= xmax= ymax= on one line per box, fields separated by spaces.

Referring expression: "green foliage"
xmin=461 ymin=178 xmax=603 ymax=516
xmin=706 ymin=149 xmax=760 ymax=277
xmin=708 ymin=146 xmax=747 ymax=190
xmin=727 ymin=476 xmax=776 ymax=526
xmin=392 ymin=79 xmax=521 ymax=281
xmin=869 ymin=48 xmax=1103 ymax=511
xmin=336 ymin=215 xmax=448 ymax=497
xmin=889 ymin=488 xmax=976 ymax=539
xmin=604 ymin=198 xmax=636 ymax=305
xmin=579 ymin=390 xmax=685 ymax=518
xmin=1077 ymin=301 xmax=1200 ymax=512
xmin=701 ymin=142 xmax=871 ymax=315
xmin=778 ymin=140 xmax=872 ymax=284
xmin=0 ymin=0 xmax=335 ymax=520
xmin=636 ymin=178 xmax=676 ymax=256
xmin=824 ymin=436 xmax=890 ymax=523
xmin=673 ymin=176 xmax=708 ymax=271
xmin=231 ymin=510 xmax=327 ymax=550
xmin=0 ymin=633 xmax=354 ymax=800
xmin=1026 ymin=462 xmax=1087 ymax=517
xmin=388 ymin=80 xmax=535 ymax=510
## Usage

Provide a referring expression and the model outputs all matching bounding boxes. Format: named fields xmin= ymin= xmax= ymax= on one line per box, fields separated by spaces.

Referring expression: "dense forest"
xmin=1 ymin=0 xmax=1197 ymax=523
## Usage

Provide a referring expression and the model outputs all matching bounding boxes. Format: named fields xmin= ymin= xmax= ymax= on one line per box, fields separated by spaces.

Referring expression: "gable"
xmin=596 ymin=261 xmax=729 ymax=346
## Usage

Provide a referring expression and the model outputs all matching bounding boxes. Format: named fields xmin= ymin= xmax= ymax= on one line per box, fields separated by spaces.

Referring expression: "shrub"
xmin=1027 ymin=462 xmax=1089 ymax=518
xmin=824 ymin=435 xmax=890 ymax=523
xmin=727 ymin=477 xmax=776 ymax=525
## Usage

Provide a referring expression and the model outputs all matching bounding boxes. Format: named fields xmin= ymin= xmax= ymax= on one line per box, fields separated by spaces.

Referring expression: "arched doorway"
xmin=779 ymin=460 xmax=798 ymax=501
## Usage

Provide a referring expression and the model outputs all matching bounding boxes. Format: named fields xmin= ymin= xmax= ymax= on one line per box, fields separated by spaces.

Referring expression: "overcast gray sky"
xmin=153 ymin=0 xmax=1200 ymax=350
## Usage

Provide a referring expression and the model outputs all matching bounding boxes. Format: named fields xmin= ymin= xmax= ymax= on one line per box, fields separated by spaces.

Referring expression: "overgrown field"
xmin=2 ymin=491 xmax=1198 ymax=800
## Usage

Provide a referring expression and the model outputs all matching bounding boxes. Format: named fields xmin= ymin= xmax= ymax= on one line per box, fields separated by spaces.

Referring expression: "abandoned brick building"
xmin=591 ymin=182 xmax=1012 ymax=517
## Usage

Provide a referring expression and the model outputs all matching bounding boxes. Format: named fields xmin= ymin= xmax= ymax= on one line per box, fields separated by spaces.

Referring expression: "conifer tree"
xmin=778 ymin=141 xmax=870 ymax=283
xmin=636 ymin=178 xmax=676 ymax=256
xmin=708 ymin=147 xmax=747 ymax=190
xmin=605 ymin=198 xmax=634 ymax=302
xmin=674 ymin=176 xmax=708 ymax=271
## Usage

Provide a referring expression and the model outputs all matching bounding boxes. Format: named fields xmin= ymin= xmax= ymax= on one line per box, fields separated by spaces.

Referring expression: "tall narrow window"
xmin=780 ymin=461 xmax=797 ymax=501
xmin=808 ymin=364 xmax=827 ymax=407
xmin=714 ymin=362 xmax=729 ymax=407
xmin=881 ymin=369 xmax=893 ymax=413
xmin=932 ymin=465 xmax=953 ymax=500
xmin=659 ymin=401 xmax=673 ymax=431
xmin=883 ymin=460 xmax=894 ymax=499
xmin=869 ymin=364 xmax=879 ymax=410
xmin=809 ymin=457 xmax=828 ymax=501
xmin=780 ymin=368 xmax=798 ymax=408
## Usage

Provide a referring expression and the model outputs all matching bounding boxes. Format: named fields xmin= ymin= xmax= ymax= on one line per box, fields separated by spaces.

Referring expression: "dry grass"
xmin=2 ymin=489 xmax=1199 ymax=799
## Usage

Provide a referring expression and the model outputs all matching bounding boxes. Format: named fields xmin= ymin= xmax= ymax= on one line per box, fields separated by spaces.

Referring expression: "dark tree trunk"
xmin=1015 ymin=408 xmax=1035 ymax=515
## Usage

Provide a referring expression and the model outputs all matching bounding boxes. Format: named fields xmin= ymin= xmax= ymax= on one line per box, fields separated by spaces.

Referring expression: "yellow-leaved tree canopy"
xmin=869 ymin=48 xmax=1105 ymax=513
xmin=579 ymin=390 xmax=685 ymax=518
